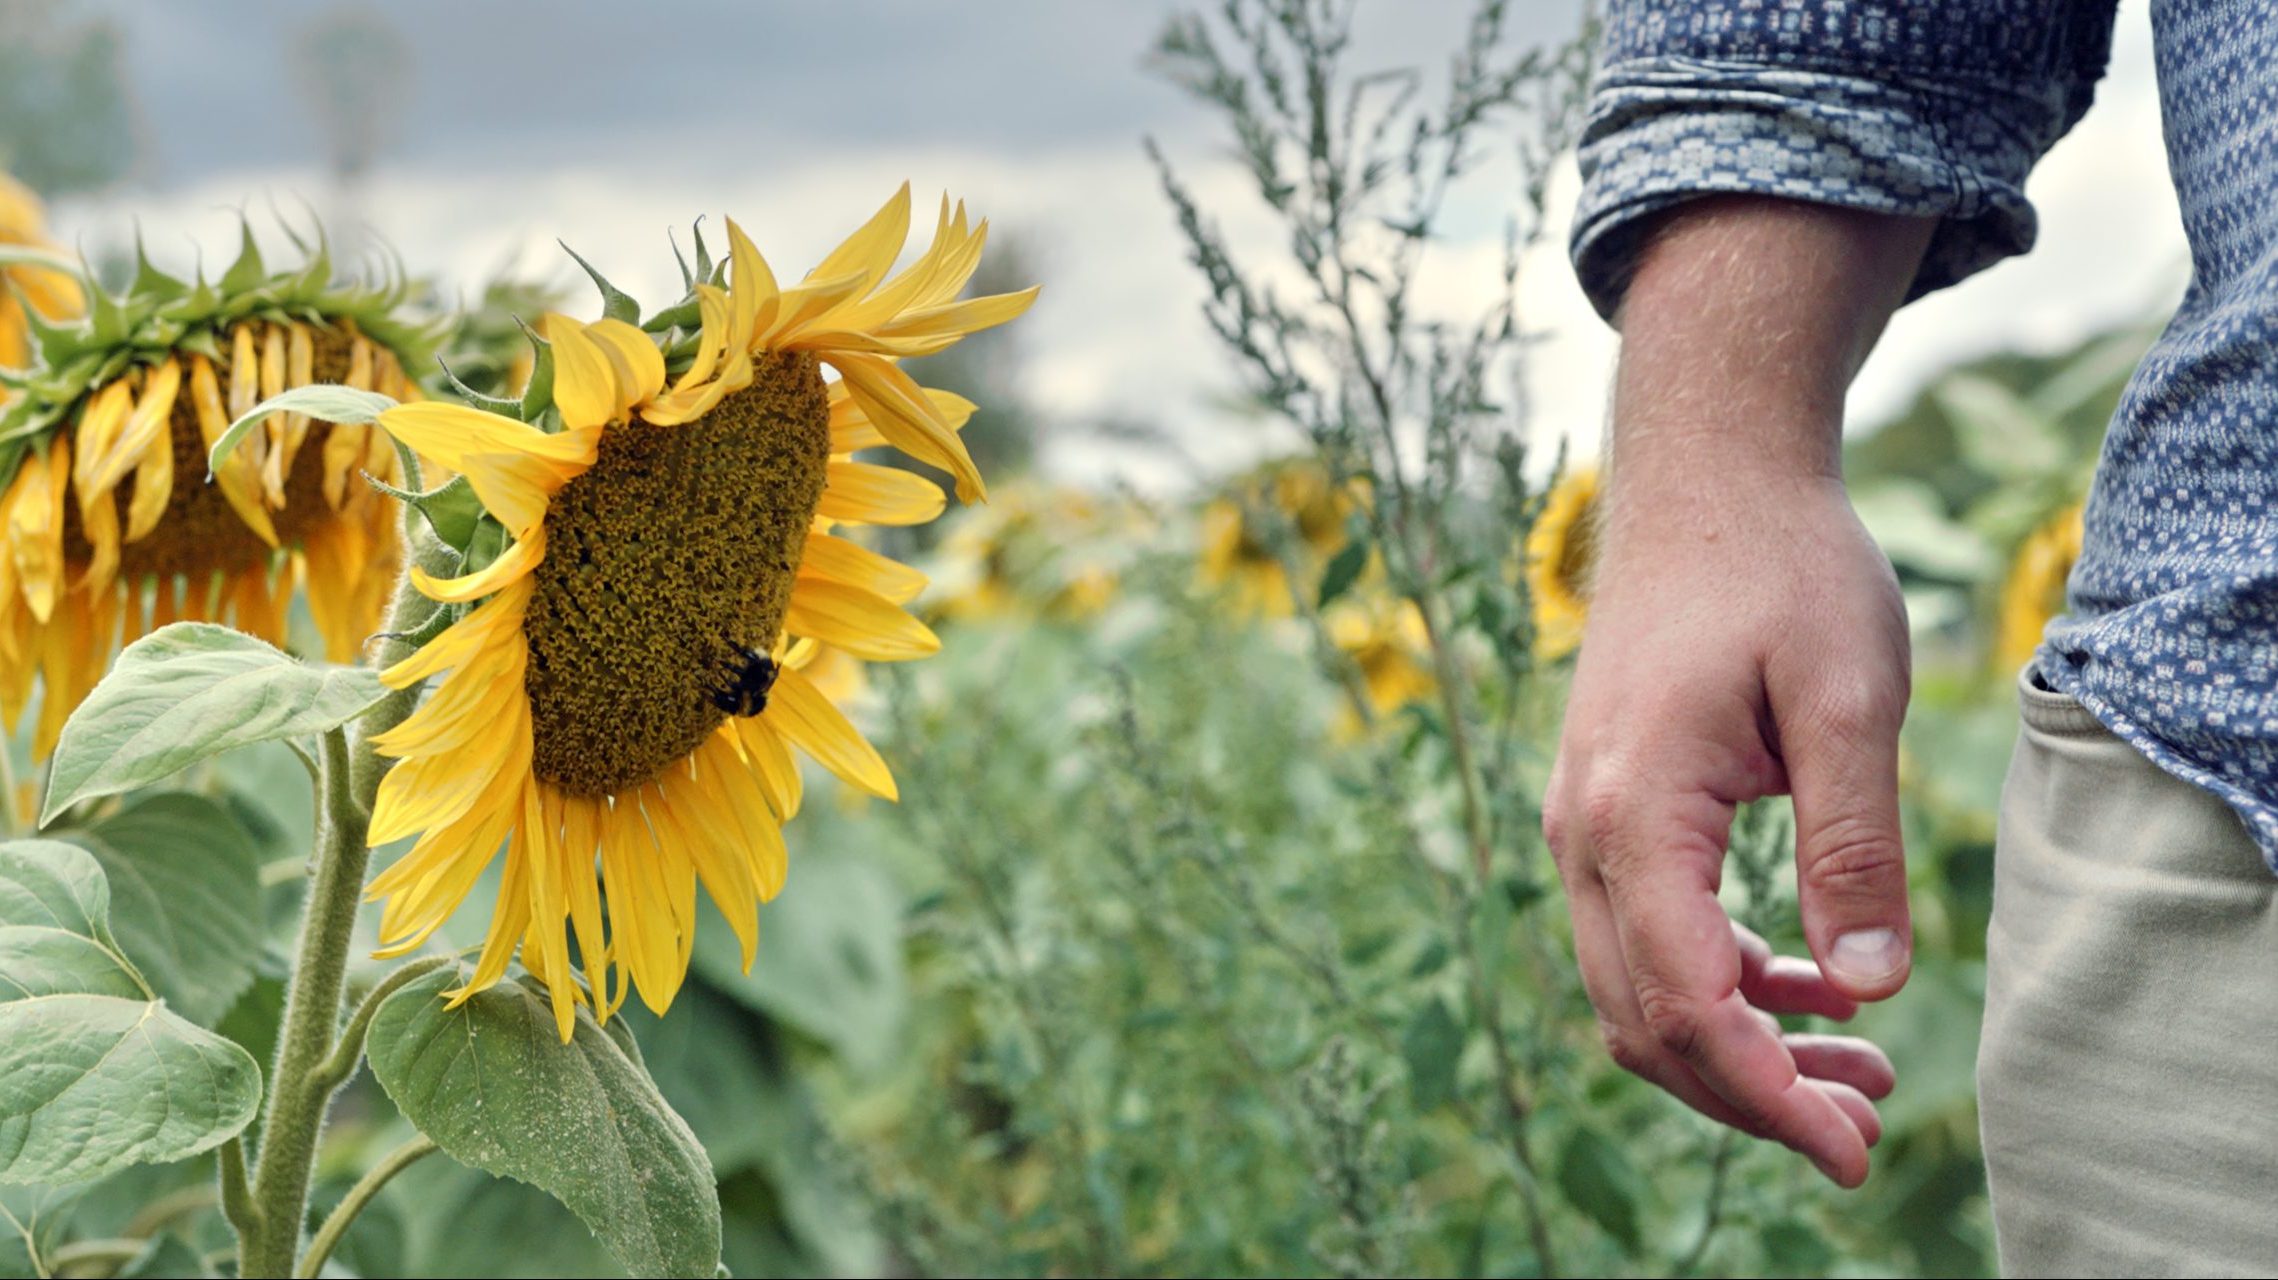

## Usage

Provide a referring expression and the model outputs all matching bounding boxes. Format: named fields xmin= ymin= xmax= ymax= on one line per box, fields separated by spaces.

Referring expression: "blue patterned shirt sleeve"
xmin=1570 ymin=1 xmax=2121 ymax=320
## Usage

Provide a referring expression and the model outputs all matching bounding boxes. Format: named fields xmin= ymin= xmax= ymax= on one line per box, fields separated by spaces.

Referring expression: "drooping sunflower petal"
xmin=799 ymin=530 xmax=928 ymax=603
xmin=766 ymin=664 xmax=897 ymax=800
xmin=783 ymin=577 xmax=939 ymax=661
xmin=828 ymin=352 xmax=985 ymax=502
xmin=375 ymin=404 xmax=598 ymax=537
xmin=817 ymin=460 xmax=946 ymax=526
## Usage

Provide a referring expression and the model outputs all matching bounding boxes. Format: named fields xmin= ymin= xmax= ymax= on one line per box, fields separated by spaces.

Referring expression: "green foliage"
xmin=43 ymin=624 xmax=386 ymax=822
xmin=365 ymin=967 xmax=722 ymax=1280
xmin=55 ymin=793 xmax=264 ymax=1026
xmin=0 ymin=841 xmax=259 ymax=1184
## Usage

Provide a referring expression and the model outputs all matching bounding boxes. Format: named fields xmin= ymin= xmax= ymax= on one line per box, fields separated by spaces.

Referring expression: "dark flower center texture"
xmin=523 ymin=350 xmax=831 ymax=796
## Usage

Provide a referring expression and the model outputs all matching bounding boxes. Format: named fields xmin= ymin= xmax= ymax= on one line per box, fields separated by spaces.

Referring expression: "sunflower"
xmin=1995 ymin=499 xmax=2083 ymax=673
xmin=241 ymin=188 xmax=1035 ymax=1038
xmin=1525 ymin=465 xmax=1599 ymax=661
xmin=934 ymin=482 xmax=1130 ymax=622
xmin=0 ymin=172 xmax=82 ymax=371
xmin=1197 ymin=458 xmax=1361 ymax=617
xmin=0 ymin=225 xmax=428 ymax=753
xmin=1324 ymin=593 xmax=1433 ymax=732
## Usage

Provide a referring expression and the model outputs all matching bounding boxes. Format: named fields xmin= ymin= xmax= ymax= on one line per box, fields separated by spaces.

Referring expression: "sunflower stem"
xmin=307 ymin=955 xmax=455 ymax=1095
xmin=292 ymin=1136 xmax=438 ymax=1280
xmin=237 ymin=567 xmax=433 ymax=1280
xmin=238 ymin=727 xmax=368 ymax=1279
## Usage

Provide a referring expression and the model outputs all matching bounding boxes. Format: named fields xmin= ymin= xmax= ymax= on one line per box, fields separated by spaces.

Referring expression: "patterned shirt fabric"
xmin=1570 ymin=0 xmax=2278 ymax=867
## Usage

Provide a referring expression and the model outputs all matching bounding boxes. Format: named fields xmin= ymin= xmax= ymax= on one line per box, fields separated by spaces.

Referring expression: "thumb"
xmin=1777 ymin=683 xmax=1912 ymax=1002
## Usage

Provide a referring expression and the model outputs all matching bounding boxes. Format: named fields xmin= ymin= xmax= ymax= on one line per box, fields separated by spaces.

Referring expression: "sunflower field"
xmin=0 ymin=2 xmax=2135 ymax=1278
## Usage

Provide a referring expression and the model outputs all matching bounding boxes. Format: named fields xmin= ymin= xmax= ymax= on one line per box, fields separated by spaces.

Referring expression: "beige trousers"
xmin=1979 ymin=673 xmax=2278 ymax=1277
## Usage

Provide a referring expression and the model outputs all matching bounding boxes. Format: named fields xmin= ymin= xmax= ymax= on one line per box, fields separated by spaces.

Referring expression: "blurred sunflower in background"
xmin=0 ymin=173 xmax=82 ymax=371
xmin=1197 ymin=457 xmax=1361 ymax=617
xmin=933 ymin=481 xmax=1133 ymax=623
xmin=1995 ymin=499 xmax=2084 ymax=673
xmin=0 ymin=223 xmax=428 ymax=753
xmin=1324 ymin=593 xmax=1433 ymax=731
xmin=1525 ymin=464 xmax=1599 ymax=661
xmin=285 ymin=188 xmax=1035 ymax=1037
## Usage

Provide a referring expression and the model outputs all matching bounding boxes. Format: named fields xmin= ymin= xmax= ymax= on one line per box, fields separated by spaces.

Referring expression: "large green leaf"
xmin=0 ymin=841 xmax=260 ymax=1184
xmin=55 ymin=794 xmax=262 ymax=1026
xmin=688 ymin=851 xmax=906 ymax=1068
xmin=365 ymin=966 xmax=721 ymax=1279
xmin=42 ymin=623 xmax=385 ymax=822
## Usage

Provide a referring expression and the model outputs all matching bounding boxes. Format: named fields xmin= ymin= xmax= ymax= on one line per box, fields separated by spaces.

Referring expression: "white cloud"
xmin=46 ymin=0 xmax=2174 ymax=497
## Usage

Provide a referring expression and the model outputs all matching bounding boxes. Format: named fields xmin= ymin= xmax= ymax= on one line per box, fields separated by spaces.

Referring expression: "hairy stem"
xmin=293 ymin=1136 xmax=439 ymax=1279
xmin=236 ymin=726 xmax=369 ymax=1278
xmin=235 ymin=568 xmax=432 ymax=1279
xmin=307 ymin=955 xmax=456 ymax=1095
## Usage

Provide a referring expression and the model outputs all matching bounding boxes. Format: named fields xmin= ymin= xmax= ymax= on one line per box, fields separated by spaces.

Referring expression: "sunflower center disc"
xmin=524 ymin=351 xmax=832 ymax=796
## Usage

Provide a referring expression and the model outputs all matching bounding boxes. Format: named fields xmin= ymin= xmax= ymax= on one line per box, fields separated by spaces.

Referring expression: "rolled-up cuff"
xmin=1570 ymin=57 xmax=2068 ymax=321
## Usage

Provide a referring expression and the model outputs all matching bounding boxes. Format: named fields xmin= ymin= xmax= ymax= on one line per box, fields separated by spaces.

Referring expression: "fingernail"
xmin=1828 ymin=928 xmax=1907 ymax=984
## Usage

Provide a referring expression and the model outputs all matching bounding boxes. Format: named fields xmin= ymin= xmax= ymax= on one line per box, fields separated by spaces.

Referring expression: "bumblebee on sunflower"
xmin=0 ymin=219 xmax=429 ymax=753
xmin=232 ymin=186 xmax=1035 ymax=1037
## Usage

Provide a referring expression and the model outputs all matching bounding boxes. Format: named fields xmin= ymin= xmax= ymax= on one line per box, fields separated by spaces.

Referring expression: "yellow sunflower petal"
xmin=817 ymin=460 xmax=945 ymax=526
xmin=190 ymin=355 xmax=279 ymax=546
xmin=584 ymin=318 xmax=666 ymax=415
xmin=783 ymin=577 xmax=939 ymax=661
xmin=799 ymin=530 xmax=928 ymax=604
xmin=827 ymin=352 xmax=985 ymax=502
xmin=375 ymin=404 xmax=597 ymax=537
xmin=805 ymin=182 xmax=911 ymax=294
xmin=411 ymin=527 xmax=546 ymax=604
xmin=7 ymin=436 xmax=67 ymax=623
xmin=766 ymin=664 xmax=897 ymax=800
xmin=541 ymin=313 xmax=619 ymax=431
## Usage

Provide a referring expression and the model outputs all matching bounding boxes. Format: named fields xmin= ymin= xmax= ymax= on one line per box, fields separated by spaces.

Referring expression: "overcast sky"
xmin=52 ymin=0 xmax=2182 ymax=491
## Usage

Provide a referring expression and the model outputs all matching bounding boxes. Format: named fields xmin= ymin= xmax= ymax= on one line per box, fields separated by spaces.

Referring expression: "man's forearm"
xmin=1609 ymin=196 xmax=1935 ymax=492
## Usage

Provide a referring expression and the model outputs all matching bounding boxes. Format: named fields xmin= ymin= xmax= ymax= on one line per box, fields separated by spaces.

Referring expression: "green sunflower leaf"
xmin=208 ymin=384 xmax=398 ymax=478
xmin=52 ymin=793 xmax=263 ymax=1026
xmin=42 ymin=624 xmax=388 ymax=823
xmin=366 ymin=966 xmax=723 ymax=1280
xmin=0 ymin=840 xmax=261 ymax=1184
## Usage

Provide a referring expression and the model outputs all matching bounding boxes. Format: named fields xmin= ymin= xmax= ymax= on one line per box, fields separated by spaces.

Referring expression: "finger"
xmin=1812 ymin=1078 xmax=1883 ymax=1148
xmin=1774 ymin=682 xmax=1913 ymax=1001
xmin=1564 ymin=868 xmax=1771 ymax=1139
xmin=1734 ymin=923 xmax=1859 ymax=1020
xmin=1595 ymin=800 xmax=1871 ymax=1186
xmin=1785 ymin=1033 xmax=1896 ymax=1100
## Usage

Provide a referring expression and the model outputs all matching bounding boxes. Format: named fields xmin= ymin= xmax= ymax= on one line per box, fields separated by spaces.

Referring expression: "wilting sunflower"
xmin=0 ymin=226 xmax=427 ymax=752
xmin=1995 ymin=499 xmax=2084 ymax=672
xmin=1198 ymin=458 xmax=1362 ymax=617
xmin=0 ymin=173 xmax=82 ymax=372
xmin=1525 ymin=465 xmax=1599 ymax=661
xmin=245 ymin=188 xmax=1034 ymax=1038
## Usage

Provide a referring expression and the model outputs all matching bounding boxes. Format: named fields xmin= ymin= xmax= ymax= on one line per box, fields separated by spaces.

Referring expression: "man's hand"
xmin=1543 ymin=196 xmax=1934 ymax=1188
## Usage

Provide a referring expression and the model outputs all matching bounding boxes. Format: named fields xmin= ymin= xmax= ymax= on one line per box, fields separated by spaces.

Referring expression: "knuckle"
xmin=1801 ymin=817 xmax=1904 ymax=893
xmin=1578 ymin=775 xmax=1633 ymax=855
xmin=1810 ymin=677 xmax=1898 ymax=740
xmin=1635 ymin=984 xmax=1705 ymax=1061
xmin=1597 ymin=1020 xmax=1654 ymax=1076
